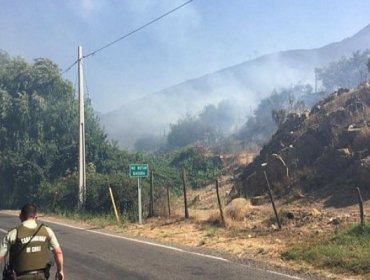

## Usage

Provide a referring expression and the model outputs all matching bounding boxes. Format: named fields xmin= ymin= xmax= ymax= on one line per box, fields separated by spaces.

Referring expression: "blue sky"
xmin=1 ymin=0 xmax=370 ymax=112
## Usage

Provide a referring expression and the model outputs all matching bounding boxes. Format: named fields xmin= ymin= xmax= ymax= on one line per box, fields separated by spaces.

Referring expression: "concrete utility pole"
xmin=78 ymin=46 xmax=86 ymax=209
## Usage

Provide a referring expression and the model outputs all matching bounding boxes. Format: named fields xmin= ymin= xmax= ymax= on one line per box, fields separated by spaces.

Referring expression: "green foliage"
xmin=0 ymin=51 xmax=136 ymax=210
xmin=166 ymin=100 xmax=240 ymax=150
xmin=168 ymin=145 xmax=222 ymax=189
xmin=316 ymin=50 xmax=370 ymax=92
xmin=167 ymin=114 xmax=214 ymax=149
xmin=282 ymin=224 xmax=370 ymax=275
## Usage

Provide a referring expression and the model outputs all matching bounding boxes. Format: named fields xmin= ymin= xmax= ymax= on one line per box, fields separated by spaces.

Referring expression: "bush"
xmin=169 ymin=145 xmax=222 ymax=189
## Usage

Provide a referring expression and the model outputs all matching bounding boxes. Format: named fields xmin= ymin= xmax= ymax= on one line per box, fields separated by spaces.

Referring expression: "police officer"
xmin=0 ymin=203 xmax=64 ymax=280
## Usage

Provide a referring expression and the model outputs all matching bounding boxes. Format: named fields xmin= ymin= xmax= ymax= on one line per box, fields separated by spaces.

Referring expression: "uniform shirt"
xmin=0 ymin=219 xmax=60 ymax=258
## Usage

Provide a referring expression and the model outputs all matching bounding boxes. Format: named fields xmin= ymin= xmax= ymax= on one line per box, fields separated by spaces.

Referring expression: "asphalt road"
xmin=0 ymin=213 xmax=317 ymax=280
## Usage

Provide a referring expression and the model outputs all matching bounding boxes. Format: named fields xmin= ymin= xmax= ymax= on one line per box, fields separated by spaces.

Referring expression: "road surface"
xmin=0 ymin=213 xmax=319 ymax=280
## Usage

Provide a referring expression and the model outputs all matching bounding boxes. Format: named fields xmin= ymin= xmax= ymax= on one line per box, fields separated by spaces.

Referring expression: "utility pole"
xmin=78 ymin=46 xmax=86 ymax=209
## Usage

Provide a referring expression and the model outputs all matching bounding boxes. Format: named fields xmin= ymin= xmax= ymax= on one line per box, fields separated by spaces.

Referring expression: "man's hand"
xmin=55 ymin=270 xmax=64 ymax=280
xmin=53 ymin=246 xmax=64 ymax=280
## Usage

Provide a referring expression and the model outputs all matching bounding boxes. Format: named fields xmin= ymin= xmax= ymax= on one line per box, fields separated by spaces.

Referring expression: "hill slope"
xmin=238 ymin=83 xmax=370 ymax=207
xmin=101 ymin=24 xmax=370 ymax=150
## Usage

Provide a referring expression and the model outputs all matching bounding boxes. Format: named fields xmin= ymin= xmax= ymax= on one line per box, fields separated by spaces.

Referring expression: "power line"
xmin=62 ymin=59 xmax=78 ymax=75
xmin=84 ymin=0 xmax=193 ymax=59
xmin=62 ymin=0 xmax=193 ymax=73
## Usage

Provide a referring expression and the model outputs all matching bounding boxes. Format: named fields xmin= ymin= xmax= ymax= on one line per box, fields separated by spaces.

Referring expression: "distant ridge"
xmin=101 ymin=24 xmax=370 ymax=150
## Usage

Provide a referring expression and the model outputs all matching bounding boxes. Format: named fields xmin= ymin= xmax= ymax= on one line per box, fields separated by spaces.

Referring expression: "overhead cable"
xmin=62 ymin=60 xmax=78 ymax=75
xmin=62 ymin=0 xmax=193 ymax=73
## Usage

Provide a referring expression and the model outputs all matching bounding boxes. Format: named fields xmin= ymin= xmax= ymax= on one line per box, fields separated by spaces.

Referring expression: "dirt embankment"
xmin=238 ymin=84 xmax=370 ymax=206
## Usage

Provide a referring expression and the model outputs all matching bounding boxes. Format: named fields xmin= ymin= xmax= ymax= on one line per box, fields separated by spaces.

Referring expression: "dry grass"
xmin=113 ymin=179 xmax=370 ymax=280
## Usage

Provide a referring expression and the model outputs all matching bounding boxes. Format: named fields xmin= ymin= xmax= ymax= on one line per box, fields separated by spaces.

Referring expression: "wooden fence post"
xmin=356 ymin=187 xmax=365 ymax=228
xmin=215 ymin=179 xmax=225 ymax=226
xmin=167 ymin=185 xmax=171 ymax=218
xmin=263 ymin=171 xmax=281 ymax=229
xmin=148 ymin=171 xmax=154 ymax=218
xmin=182 ymin=168 xmax=189 ymax=219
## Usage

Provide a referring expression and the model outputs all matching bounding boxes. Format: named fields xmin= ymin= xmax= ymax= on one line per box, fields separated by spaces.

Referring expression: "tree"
xmin=317 ymin=50 xmax=370 ymax=91
xmin=166 ymin=100 xmax=241 ymax=150
xmin=237 ymin=84 xmax=311 ymax=145
xmin=0 ymin=52 xmax=133 ymax=209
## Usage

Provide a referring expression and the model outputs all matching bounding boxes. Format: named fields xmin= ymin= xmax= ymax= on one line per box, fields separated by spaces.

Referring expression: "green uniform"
xmin=10 ymin=224 xmax=49 ymax=277
xmin=0 ymin=220 xmax=60 ymax=280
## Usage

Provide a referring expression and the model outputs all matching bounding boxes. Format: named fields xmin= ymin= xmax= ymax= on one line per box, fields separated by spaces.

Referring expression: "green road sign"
xmin=129 ymin=164 xmax=149 ymax=177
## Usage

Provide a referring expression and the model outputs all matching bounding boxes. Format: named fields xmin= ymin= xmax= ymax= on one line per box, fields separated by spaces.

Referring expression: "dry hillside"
xmin=238 ymin=83 xmax=370 ymax=207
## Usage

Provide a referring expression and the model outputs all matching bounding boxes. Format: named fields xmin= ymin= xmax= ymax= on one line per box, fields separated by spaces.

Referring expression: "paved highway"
xmin=0 ymin=213 xmax=319 ymax=280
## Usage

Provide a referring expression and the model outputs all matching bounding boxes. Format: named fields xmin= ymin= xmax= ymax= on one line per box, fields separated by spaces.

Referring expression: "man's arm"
xmin=0 ymin=230 xmax=15 ymax=264
xmin=53 ymin=246 xmax=64 ymax=280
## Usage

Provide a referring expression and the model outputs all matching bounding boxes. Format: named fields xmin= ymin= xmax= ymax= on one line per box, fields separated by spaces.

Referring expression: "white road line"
xmin=187 ymin=251 xmax=230 ymax=262
xmin=3 ymin=215 xmax=303 ymax=279
xmin=88 ymin=229 xmax=186 ymax=253
xmin=264 ymin=269 xmax=303 ymax=280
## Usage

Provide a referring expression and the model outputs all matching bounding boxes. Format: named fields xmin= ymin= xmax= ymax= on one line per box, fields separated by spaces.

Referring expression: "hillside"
xmin=238 ymin=82 xmax=370 ymax=206
xmin=101 ymin=24 xmax=370 ymax=150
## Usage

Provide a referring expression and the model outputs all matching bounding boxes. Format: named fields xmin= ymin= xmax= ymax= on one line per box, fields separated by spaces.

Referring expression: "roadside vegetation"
xmin=282 ymin=224 xmax=370 ymax=276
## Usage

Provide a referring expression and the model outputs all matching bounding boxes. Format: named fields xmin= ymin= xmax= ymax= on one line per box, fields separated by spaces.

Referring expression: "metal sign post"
xmin=138 ymin=177 xmax=142 ymax=224
xmin=129 ymin=164 xmax=149 ymax=225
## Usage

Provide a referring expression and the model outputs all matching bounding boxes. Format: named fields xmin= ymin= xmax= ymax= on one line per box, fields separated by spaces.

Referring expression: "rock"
xmin=271 ymin=224 xmax=278 ymax=230
xmin=310 ymin=208 xmax=321 ymax=217
xmin=336 ymin=148 xmax=352 ymax=157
